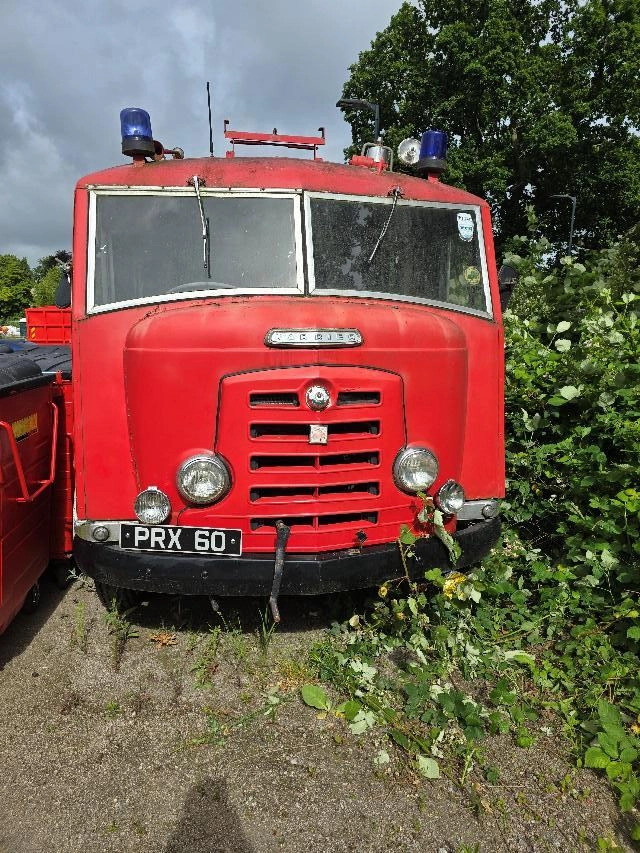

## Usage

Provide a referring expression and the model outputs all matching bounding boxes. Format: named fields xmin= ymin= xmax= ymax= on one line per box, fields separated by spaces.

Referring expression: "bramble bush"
xmin=301 ymin=227 xmax=640 ymax=829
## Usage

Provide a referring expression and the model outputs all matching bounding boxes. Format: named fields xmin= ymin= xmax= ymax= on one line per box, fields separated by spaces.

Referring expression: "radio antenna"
xmin=206 ymin=82 xmax=214 ymax=156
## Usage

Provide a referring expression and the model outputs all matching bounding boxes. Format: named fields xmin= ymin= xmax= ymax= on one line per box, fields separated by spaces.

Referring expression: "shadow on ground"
xmin=165 ymin=779 xmax=255 ymax=853
xmin=121 ymin=586 xmax=374 ymax=636
xmin=0 ymin=568 xmax=69 ymax=670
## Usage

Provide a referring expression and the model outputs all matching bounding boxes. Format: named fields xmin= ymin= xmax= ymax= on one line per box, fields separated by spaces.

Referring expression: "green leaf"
xmin=619 ymin=792 xmax=637 ymax=812
xmin=605 ymin=760 xmax=628 ymax=781
xmin=349 ymin=709 xmax=376 ymax=734
xmin=554 ymin=339 xmax=571 ymax=352
xmin=416 ymin=755 xmax=440 ymax=779
xmin=374 ymin=749 xmax=390 ymax=766
xmin=335 ymin=700 xmax=361 ymax=721
xmin=300 ymin=684 xmax=331 ymax=712
xmin=597 ymin=701 xmax=623 ymax=731
xmin=556 ymin=321 xmax=572 ymax=333
xmin=619 ymin=747 xmax=638 ymax=763
xmin=390 ymin=729 xmax=410 ymax=750
xmin=515 ymin=728 xmax=535 ymax=748
xmin=559 ymin=385 xmax=580 ymax=400
xmin=503 ymin=650 xmax=535 ymax=666
xmin=584 ymin=747 xmax=610 ymax=769
xmin=597 ymin=731 xmax=619 ymax=759
xmin=627 ymin=626 xmax=640 ymax=640
xmin=399 ymin=525 xmax=418 ymax=545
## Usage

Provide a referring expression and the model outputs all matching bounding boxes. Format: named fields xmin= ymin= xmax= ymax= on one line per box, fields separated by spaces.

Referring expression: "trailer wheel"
xmin=94 ymin=582 xmax=140 ymax=612
xmin=21 ymin=582 xmax=41 ymax=614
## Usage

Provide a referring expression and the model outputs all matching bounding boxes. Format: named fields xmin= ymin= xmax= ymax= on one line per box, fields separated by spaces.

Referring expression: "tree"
xmin=32 ymin=250 xmax=71 ymax=307
xmin=0 ymin=255 xmax=33 ymax=322
xmin=32 ymin=249 xmax=71 ymax=283
xmin=340 ymin=0 xmax=640 ymax=251
xmin=32 ymin=266 xmax=62 ymax=307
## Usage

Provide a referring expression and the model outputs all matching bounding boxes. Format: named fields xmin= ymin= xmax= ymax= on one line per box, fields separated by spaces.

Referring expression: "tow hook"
xmin=269 ymin=520 xmax=291 ymax=623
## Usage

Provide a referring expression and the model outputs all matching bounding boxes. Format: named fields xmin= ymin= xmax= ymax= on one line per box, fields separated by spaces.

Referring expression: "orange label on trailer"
xmin=11 ymin=413 xmax=38 ymax=441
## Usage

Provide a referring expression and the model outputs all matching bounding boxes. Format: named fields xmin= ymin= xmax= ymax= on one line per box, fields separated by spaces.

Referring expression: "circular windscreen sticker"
xmin=457 ymin=212 xmax=475 ymax=242
xmin=464 ymin=266 xmax=482 ymax=286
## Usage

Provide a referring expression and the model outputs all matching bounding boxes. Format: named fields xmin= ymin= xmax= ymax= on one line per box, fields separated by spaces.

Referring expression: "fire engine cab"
xmin=59 ymin=106 xmax=505 ymax=617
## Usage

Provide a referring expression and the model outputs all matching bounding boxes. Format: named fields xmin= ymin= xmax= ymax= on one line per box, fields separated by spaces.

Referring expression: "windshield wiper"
xmin=368 ymin=186 xmax=403 ymax=264
xmin=190 ymin=175 xmax=210 ymax=275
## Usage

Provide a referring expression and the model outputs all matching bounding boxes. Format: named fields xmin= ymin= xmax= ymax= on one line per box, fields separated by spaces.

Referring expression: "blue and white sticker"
xmin=457 ymin=212 xmax=474 ymax=242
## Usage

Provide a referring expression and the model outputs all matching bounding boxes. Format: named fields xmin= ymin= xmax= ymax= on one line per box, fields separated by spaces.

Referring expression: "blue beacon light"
xmin=417 ymin=129 xmax=448 ymax=176
xmin=120 ymin=107 xmax=155 ymax=157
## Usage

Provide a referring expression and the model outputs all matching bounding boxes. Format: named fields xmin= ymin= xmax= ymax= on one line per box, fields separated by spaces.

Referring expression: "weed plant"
xmin=103 ymin=601 xmax=139 ymax=672
xmin=191 ymin=627 xmax=221 ymax=688
xmin=71 ymin=600 xmax=88 ymax=653
xmin=301 ymin=227 xmax=640 ymax=828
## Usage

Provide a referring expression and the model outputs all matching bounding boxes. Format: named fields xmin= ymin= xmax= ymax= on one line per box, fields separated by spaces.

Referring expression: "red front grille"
xmin=202 ymin=366 xmax=410 ymax=553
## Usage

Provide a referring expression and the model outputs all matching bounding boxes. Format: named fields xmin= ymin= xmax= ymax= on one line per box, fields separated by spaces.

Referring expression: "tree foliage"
xmin=31 ymin=250 xmax=71 ymax=307
xmin=31 ymin=266 xmax=61 ymax=308
xmin=341 ymin=0 xmax=640 ymax=251
xmin=0 ymin=255 xmax=33 ymax=322
xmin=32 ymin=249 xmax=70 ymax=284
xmin=303 ymin=231 xmax=640 ymax=825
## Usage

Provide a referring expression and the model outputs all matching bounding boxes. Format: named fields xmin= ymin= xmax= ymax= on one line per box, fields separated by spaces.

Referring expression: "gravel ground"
xmin=0 ymin=573 xmax=635 ymax=853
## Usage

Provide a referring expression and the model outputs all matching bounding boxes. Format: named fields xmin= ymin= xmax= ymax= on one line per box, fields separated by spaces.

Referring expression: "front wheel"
xmin=21 ymin=582 xmax=41 ymax=614
xmin=94 ymin=582 xmax=140 ymax=612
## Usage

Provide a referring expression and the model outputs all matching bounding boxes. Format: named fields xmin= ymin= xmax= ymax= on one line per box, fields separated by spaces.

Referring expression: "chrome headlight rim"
xmin=436 ymin=479 xmax=465 ymax=515
xmin=176 ymin=453 xmax=231 ymax=506
xmin=134 ymin=486 xmax=171 ymax=525
xmin=392 ymin=445 xmax=439 ymax=494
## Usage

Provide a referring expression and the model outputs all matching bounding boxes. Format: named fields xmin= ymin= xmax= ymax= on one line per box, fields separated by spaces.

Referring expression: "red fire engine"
xmin=6 ymin=105 xmax=507 ymax=623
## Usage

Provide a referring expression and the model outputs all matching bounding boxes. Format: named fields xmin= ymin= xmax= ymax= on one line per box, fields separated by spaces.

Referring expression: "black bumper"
xmin=74 ymin=517 xmax=500 ymax=597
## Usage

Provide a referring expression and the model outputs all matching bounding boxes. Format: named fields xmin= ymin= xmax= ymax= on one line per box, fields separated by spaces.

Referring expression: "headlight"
xmin=134 ymin=486 xmax=171 ymax=524
xmin=176 ymin=454 xmax=230 ymax=505
xmin=393 ymin=446 xmax=439 ymax=493
xmin=436 ymin=479 xmax=465 ymax=514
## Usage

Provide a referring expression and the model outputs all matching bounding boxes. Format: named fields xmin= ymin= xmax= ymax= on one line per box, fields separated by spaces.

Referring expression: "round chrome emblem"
xmin=306 ymin=384 xmax=330 ymax=411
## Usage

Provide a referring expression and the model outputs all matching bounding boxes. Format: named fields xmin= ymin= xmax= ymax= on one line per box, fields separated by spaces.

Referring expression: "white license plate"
xmin=120 ymin=524 xmax=242 ymax=556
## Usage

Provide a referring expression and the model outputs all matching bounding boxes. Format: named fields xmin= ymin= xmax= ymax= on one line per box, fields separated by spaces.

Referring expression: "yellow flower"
xmin=442 ymin=571 xmax=467 ymax=599
xmin=378 ymin=585 xmax=388 ymax=598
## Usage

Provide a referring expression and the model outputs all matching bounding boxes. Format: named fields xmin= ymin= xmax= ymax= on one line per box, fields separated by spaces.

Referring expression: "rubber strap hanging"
xmin=368 ymin=186 xmax=403 ymax=264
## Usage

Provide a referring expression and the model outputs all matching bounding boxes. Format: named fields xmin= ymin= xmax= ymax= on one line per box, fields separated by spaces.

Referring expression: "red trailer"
xmin=65 ymin=109 xmax=505 ymax=616
xmin=0 ymin=355 xmax=58 ymax=635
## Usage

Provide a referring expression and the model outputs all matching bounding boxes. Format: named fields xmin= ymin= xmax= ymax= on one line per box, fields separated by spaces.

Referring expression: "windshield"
xmin=92 ymin=193 xmax=299 ymax=307
xmin=308 ymin=195 xmax=489 ymax=313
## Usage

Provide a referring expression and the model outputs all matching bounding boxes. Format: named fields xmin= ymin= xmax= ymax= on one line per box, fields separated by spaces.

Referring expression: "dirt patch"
xmin=0 ymin=576 xmax=634 ymax=852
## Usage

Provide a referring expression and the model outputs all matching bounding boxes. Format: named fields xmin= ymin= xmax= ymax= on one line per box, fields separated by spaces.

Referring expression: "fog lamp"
xmin=92 ymin=525 xmax=110 ymax=542
xmin=482 ymin=500 xmax=501 ymax=519
xmin=393 ymin=446 xmax=439 ymax=493
xmin=436 ymin=480 xmax=465 ymax=514
xmin=134 ymin=486 xmax=171 ymax=524
xmin=176 ymin=454 xmax=230 ymax=505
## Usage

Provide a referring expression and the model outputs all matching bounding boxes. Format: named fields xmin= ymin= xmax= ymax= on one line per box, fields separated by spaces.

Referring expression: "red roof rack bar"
xmin=224 ymin=120 xmax=325 ymax=160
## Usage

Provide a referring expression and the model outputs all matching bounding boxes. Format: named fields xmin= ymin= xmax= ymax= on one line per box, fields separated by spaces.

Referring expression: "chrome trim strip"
xmin=74 ymin=520 xmax=122 ymax=542
xmin=265 ymin=328 xmax=363 ymax=347
xmin=457 ymin=499 xmax=501 ymax=521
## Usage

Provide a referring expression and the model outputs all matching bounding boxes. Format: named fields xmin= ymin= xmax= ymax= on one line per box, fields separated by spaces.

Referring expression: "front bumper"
xmin=74 ymin=516 xmax=500 ymax=596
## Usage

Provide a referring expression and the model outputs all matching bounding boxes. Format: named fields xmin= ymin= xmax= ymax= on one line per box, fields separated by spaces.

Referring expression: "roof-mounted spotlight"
xmin=416 ymin=130 xmax=448 ymax=178
xmin=120 ymin=107 xmax=155 ymax=158
xmin=397 ymin=137 xmax=421 ymax=167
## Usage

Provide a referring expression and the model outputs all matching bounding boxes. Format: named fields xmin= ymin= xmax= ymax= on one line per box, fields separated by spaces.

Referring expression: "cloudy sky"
xmin=1 ymin=0 xmax=401 ymax=266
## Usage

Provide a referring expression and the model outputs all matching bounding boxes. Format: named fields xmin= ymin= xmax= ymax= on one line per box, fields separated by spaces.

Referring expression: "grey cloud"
xmin=1 ymin=0 xmax=399 ymax=264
